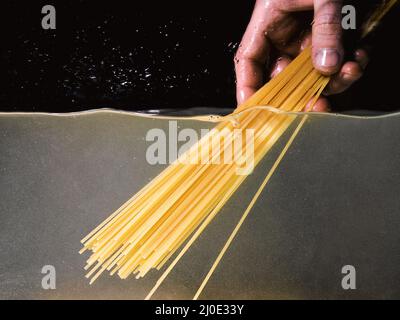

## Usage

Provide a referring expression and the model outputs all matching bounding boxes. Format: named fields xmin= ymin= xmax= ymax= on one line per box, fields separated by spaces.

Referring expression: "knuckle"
xmin=314 ymin=14 xmax=342 ymax=37
xmin=234 ymin=46 xmax=247 ymax=63
xmin=234 ymin=53 xmax=240 ymax=64
xmin=234 ymin=51 xmax=245 ymax=66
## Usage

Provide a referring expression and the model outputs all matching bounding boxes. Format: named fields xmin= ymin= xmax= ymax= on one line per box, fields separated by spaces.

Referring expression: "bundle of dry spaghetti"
xmin=80 ymin=46 xmax=330 ymax=283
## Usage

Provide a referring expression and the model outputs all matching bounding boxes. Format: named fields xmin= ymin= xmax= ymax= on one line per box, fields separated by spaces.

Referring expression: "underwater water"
xmin=1 ymin=110 xmax=400 ymax=299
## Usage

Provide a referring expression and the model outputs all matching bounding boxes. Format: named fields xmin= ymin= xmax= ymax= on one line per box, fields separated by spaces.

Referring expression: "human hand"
xmin=235 ymin=0 xmax=369 ymax=111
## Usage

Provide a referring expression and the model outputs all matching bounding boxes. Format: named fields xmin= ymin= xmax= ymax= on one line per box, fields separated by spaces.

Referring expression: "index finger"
xmin=234 ymin=1 xmax=272 ymax=104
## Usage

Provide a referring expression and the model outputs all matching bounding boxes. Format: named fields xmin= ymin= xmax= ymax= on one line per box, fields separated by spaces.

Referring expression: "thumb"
xmin=312 ymin=0 xmax=343 ymax=75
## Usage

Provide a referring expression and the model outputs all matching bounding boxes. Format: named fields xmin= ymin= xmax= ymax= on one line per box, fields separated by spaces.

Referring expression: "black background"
xmin=0 ymin=0 xmax=398 ymax=112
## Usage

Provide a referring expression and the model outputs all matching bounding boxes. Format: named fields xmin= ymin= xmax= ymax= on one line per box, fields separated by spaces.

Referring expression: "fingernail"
xmin=315 ymin=48 xmax=340 ymax=68
xmin=271 ymin=64 xmax=283 ymax=78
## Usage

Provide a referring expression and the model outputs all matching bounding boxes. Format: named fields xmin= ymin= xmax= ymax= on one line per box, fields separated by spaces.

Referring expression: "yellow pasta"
xmin=80 ymin=47 xmax=330 ymax=284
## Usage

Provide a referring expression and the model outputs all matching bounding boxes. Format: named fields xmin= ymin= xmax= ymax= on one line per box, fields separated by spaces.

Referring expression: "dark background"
xmin=0 ymin=0 xmax=398 ymax=113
